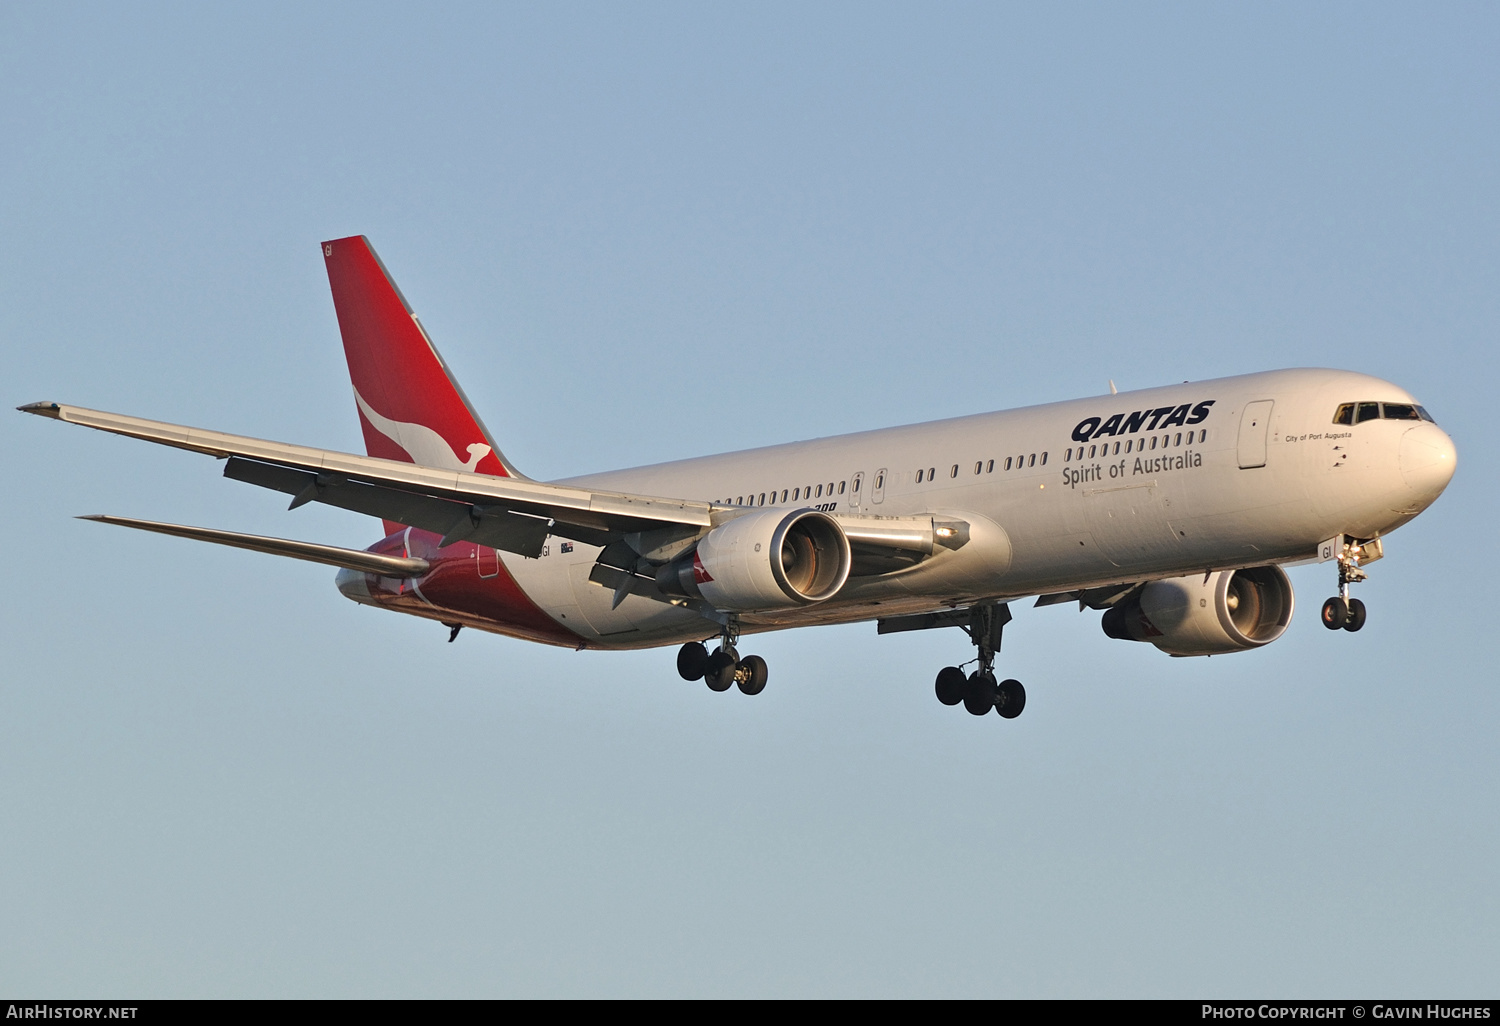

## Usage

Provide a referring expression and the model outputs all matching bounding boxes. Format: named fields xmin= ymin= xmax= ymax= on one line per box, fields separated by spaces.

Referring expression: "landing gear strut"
xmin=1321 ymin=538 xmax=1372 ymax=633
xmin=931 ymin=602 xmax=1026 ymax=719
xmin=676 ymin=616 xmax=770 ymax=696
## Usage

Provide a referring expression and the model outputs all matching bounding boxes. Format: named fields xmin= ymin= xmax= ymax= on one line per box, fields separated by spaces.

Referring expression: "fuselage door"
xmin=476 ymin=543 xmax=500 ymax=578
xmin=1237 ymin=400 xmax=1274 ymax=469
xmin=872 ymin=468 xmax=887 ymax=504
xmin=849 ymin=471 xmax=865 ymax=512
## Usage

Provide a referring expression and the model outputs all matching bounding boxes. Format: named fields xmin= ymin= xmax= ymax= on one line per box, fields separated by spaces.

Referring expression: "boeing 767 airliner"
xmin=20 ymin=236 xmax=1457 ymax=719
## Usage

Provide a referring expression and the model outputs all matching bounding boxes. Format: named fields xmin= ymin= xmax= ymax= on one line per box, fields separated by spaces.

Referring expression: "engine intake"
xmin=1101 ymin=565 xmax=1294 ymax=656
xmin=658 ymin=508 xmax=852 ymax=611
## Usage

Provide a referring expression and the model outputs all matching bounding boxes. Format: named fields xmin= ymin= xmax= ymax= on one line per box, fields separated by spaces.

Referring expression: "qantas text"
xmin=1071 ymin=400 xmax=1215 ymax=442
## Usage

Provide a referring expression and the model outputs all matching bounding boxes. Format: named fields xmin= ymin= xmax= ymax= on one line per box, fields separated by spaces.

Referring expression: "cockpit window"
xmin=1334 ymin=400 xmax=1438 ymax=425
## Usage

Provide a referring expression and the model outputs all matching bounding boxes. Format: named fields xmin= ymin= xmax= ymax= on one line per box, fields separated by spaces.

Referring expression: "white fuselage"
xmin=501 ymin=368 xmax=1455 ymax=648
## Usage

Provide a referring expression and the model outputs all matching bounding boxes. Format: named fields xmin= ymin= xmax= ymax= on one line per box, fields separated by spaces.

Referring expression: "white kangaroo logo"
xmin=354 ymin=389 xmax=492 ymax=472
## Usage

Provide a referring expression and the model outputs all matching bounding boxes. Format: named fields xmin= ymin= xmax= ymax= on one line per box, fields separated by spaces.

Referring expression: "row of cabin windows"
xmin=1066 ymin=429 xmax=1206 ymax=461
xmin=715 ymin=479 xmax=851 ymax=507
xmin=915 ymin=452 xmax=1046 ymax=484
xmin=1332 ymin=402 xmax=1434 ymax=425
xmin=720 ymin=429 xmax=1212 ymax=502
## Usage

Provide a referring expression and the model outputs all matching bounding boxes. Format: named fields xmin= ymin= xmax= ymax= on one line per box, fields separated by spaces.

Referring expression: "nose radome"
xmin=1399 ymin=423 xmax=1457 ymax=500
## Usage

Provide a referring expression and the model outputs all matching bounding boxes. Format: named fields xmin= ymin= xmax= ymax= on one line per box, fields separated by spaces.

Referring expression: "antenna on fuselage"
xmin=1109 ymin=380 xmax=1118 ymax=395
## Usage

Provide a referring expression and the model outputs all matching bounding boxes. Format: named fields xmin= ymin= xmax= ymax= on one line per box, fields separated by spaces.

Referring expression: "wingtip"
xmin=17 ymin=401 xmax=61 ymax=417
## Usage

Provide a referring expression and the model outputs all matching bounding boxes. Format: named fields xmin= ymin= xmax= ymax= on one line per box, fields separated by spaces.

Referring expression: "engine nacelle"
xmin=658 ymin=508 xmax=852 ymax=611
xmin=1101 ymin=565 xmax=1294 ymax=656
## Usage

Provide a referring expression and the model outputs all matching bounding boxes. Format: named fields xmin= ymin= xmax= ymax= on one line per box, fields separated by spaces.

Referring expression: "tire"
xmin=1343 ymin=598 xmax=1367 ymax=633
xmin=1321 ymin=597 xmax=1348 ymax=630
xmin=704 ymin=649 xmax=737 ymax=692
xmin=737 ymin=655 xmax=768 ymax=696
xmin=677 ymin=642 xmax=709 ymax=681
xmin=995 ymin=678 xmax=1026 ymax=719
xmin=935 ymin=666 xmax=966 ymax=706
xmin=963 ymin=671 xmax=995 ymax=716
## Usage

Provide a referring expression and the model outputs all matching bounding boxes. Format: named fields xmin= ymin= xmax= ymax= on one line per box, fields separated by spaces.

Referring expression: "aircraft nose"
xmin=1398 ymin=423 xmax=1457 ymax=502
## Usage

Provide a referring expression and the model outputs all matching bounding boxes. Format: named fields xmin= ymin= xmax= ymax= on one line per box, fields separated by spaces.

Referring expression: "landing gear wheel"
xmin=704 ymin=646 xmax=738 ymax=692
xmin=1321 ymin=597 xmax=1349 ymax=630
xmin=1343 ymin=598 xmax=1366 ymax=633
xmin=677 ymin=642 xmax=709 ymax=681
xmin=736 ymin=655 xmax=768 ymax=696
xmin=963 ymin=671 xmax=996 ymax=717
xmin=994 ymin=678 xmax=1026 ymax=719
xmin=935 ymin=666 xmax=966 ymax=706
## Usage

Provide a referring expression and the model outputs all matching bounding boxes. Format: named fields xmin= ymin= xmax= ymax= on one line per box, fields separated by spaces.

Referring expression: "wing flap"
xmin=221 ymin=457 xmax=561 ymax=557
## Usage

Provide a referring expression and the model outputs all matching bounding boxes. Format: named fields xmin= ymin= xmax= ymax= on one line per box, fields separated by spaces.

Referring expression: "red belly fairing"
xmin=362 ymin=529 xmax=582 ymax=647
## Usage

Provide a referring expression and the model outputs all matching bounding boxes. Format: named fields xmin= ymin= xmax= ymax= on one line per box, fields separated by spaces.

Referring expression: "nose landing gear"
xmin=676 ymin=617 xmax=770 ymax=696
xmin=1321 ymin=537 xmax=1377 ymax=633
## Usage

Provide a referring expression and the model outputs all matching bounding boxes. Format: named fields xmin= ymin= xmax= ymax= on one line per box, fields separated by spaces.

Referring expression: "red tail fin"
xmin=321 ymin=236 xmax=520 ymax=491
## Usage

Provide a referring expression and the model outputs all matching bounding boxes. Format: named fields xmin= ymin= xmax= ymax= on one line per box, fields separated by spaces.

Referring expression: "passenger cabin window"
xmin=916 ymin=469 xmax=924 ymax=483
xmin=951 ymin=464 xmax=959 ymax=478
xmin=987 ymin=460 xmax=994 ymax=472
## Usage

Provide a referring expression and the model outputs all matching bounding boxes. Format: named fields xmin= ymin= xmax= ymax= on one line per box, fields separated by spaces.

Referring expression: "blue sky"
xmin=2 ymin=2 xmax=1496 ymax=996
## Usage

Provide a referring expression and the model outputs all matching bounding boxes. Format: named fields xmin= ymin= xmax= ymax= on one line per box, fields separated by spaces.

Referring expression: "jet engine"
xmin=1101 ymin=565 xmax=1294 ymax=656
xmin=657 ymin=508 xmax=852 ymax=611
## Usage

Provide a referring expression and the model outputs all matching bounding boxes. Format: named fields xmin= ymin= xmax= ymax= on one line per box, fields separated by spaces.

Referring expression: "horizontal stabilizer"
xmin=79 ymin=515 xmax=431 ymax=577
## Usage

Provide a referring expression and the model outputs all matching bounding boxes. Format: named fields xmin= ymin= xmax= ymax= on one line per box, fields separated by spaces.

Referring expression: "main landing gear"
xmin=1321 ymin=538 xmax=1373 ymax=633
xmin=934 ymin=602 xmax=1026 ymax=720
xmin=676 ymin=618 xmax=769 ymax=696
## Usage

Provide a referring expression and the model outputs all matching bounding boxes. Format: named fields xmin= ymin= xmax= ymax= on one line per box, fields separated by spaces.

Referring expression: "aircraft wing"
xmin=20 ymin=401 xmax=717 ymax=557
